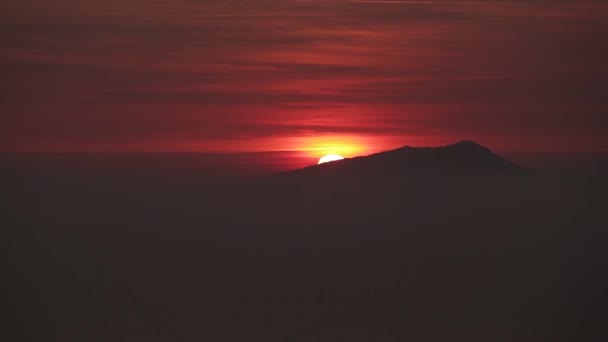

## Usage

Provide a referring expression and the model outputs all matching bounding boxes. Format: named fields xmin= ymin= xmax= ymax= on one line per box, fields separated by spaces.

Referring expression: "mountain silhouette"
xmin=6 ymin=142 xmax=606 ymax=341
xmin=280 ymin=140 xmax=525 ymax=183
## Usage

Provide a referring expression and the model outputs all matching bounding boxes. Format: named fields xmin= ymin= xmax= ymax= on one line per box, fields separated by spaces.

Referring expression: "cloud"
xmin=2 ymin=0 xmax=607 ymax=152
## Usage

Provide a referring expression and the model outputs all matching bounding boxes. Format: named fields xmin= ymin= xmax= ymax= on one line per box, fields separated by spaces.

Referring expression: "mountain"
xmin=199 ymin=140 xmax=605 ymax=341
xmin=7 ymin=142 xmax=606 ymax=341
xmin=277 ymin=141 xmax=525 ymax=186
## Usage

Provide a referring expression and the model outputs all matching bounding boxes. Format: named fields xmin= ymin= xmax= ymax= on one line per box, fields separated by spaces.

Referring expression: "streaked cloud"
xmin=2 ymin=0 xmax=607 ymax=153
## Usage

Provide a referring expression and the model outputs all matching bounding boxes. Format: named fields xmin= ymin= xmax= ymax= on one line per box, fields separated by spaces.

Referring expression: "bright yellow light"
xmin=318 ymin=154 xmax=344 ymax=164
xmin=294 ymin=136 xmax=367 ymax=159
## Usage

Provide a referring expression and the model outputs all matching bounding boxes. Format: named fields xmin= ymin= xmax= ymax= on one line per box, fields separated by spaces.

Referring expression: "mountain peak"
xmin=438 ymin=140 xmax=494 ymax=155
xmin=389 ymin=140 xmax=487 ymax=154
xmin=283 ymin=141 xmax=524 ymax=179
xmin=452 ymin=140 xmax=484 ymax=148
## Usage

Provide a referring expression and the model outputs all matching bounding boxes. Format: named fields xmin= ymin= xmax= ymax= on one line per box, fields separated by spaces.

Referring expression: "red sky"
xmin=2 ymin=0 xmax=607 ymax=158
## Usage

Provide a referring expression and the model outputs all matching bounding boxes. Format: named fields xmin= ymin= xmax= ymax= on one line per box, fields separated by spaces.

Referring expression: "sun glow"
xmin=293 ymin=136 xmax=366 ymax=157
xmin=318 ymin=154 xmax=344 ymax=164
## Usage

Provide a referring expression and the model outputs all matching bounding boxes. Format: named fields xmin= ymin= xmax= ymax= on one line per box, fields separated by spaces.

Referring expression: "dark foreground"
xmin=4 ymin=150 xmax=608 ymax=341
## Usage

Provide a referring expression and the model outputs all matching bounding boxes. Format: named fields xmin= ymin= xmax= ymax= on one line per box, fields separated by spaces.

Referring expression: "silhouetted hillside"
xmin=281 ymin=141 xmax=524 ymax=182
xmin=5 ymin=148 xmax=607 ymax=341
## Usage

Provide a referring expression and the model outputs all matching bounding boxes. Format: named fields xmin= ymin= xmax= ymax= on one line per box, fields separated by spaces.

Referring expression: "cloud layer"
xmin=2 ymin=0 xmax=607 ymax=153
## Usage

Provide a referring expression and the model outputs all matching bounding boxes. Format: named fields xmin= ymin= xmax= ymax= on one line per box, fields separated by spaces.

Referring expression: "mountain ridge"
xmin=282 ymin=140 xmax=525 ymax=178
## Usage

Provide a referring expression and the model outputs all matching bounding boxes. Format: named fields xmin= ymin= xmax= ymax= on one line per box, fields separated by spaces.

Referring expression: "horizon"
xmin=4 ymin=140 xmax=608 ymax=177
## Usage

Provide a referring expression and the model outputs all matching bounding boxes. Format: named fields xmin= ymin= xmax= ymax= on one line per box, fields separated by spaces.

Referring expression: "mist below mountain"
xmin=4 ymin=143 xmax=607 ymax=341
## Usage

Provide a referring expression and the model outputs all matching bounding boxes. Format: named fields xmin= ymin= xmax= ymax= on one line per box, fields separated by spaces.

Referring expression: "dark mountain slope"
xmin=281 ymin=140 xmax=524 ymax=182
xmin=6 ymin=144 xmax=607 ymax=341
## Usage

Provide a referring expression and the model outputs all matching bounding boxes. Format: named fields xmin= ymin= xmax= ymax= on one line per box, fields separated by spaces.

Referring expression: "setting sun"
xmin=318 ymin=154 xmax=344 ymax=164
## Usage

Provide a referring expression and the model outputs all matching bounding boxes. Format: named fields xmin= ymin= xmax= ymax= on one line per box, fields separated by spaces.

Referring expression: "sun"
xmin=318 ymin=154 xmax=344 ymax=164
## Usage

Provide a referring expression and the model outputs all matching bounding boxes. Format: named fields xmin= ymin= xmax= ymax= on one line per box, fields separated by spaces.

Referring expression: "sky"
xmin=2 ymin=0 xmax=607 ymax=160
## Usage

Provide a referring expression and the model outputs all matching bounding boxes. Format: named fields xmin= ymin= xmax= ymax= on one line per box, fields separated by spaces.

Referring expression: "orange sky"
xmin=2 ymin=0 xmax=607 ymax=156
